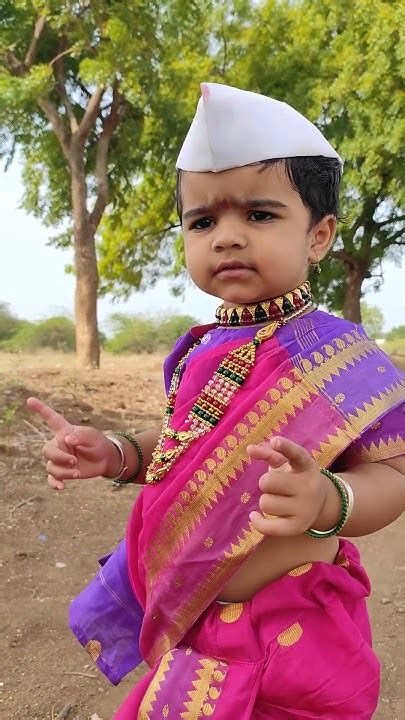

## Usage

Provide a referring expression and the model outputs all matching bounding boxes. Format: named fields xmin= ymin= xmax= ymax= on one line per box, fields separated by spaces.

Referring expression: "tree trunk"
xmin=70 ymin=151 xmax=100 ymax=368
xmin=342 ymin=262 xmax=365 ymax=323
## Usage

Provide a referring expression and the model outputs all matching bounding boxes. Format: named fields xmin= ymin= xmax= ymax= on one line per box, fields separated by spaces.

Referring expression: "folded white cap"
xmin=176 ymin=82 xmax=342 ymax=172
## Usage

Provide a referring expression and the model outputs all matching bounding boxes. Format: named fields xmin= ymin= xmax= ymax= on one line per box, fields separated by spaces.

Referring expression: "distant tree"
xmin=385 ymin=325 xmax=405 ymax=341
xmin=0 ymin=302 xmax=22 ymax=340
xmin=106 ymin=312 xmax=197 ymax=353
xmin=1 ymin=315 xmax=75 ymax=351
xmin=360 ymin=302 xmax=384 ymax=339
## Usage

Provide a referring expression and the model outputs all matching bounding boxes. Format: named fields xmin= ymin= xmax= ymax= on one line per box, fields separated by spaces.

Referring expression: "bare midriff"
xmin=217 ymin=534 xmax=339 ymax=602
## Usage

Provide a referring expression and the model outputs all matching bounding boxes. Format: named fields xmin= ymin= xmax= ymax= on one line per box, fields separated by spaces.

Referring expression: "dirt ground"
xmin=1 ymin=352 xmax=404 ymax=720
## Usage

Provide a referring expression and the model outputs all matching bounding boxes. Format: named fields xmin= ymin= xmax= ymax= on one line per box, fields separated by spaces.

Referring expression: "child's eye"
xmin=189 ymin=217 xmax=214 ymax=230
xmin=249 ymin=210 xmax=276 ymax=222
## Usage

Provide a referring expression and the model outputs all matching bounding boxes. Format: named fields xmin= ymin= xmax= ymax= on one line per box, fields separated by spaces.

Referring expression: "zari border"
xmin=137 ymin=649 xmax=227 ymax=719
xmin=345 ymin=435 xmax=405 ymax=464
xmin=181 ymin=657 xmax=227 ymax=719
xmin=146 ymin=333 xmax=404 ymax=581
xmin=138 ymin=651 xmax=174 ymax=720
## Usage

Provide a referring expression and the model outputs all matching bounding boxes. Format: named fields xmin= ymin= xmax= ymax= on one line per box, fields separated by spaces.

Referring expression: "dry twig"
xmin=23 ymin=418 xmax=47 ymax=439
xmin=9 ymin=495 xmax=37 ymax=517
xmin=64 ymin=670 xmax=97 ymax=679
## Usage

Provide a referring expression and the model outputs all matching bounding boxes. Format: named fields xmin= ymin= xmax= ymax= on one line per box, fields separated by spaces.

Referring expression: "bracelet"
xmin=104 ymin=434 xmax=128 ymax=482
xmin=113 ymin=431 xmax=144 ymax=485
xmin=305 ymin=469 xmax=353 ymax=539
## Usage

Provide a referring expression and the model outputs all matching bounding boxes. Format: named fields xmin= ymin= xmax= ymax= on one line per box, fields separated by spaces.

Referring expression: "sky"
xmin=0 ymin=161 xmax=403 ymax=333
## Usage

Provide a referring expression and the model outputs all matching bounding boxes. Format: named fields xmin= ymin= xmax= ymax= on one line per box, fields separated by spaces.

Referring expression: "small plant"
xmin=0 ymin=400 xmax=19 ymax=452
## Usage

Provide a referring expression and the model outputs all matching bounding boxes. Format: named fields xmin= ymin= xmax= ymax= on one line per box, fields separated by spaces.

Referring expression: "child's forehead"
xmin=181 ymin=163 xmax=292 ymax=206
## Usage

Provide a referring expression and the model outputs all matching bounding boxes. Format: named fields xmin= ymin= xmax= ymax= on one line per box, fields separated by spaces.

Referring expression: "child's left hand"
xmin=247 ymin=437 xmax=329 ymax=536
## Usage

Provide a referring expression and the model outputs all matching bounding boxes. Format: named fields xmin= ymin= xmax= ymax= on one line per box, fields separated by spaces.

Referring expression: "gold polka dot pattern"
xmin=85 ymin=639 xmax=102 ymax=662
xmin=277 ymin=622 xmax=303 ymax=647
xmin=219 ymin=602 xmax=244 ymax=623
xmin=288 ymin=562 xmax=313 ymax=576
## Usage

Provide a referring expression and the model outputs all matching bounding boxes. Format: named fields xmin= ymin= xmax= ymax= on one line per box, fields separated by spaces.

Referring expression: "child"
xmin=28 ymin=83 xmax=405 ymax=719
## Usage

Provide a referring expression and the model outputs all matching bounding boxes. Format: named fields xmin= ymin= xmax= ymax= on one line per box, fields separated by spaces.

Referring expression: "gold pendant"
xmin=256 ymin=321 xmax=280 ymax=342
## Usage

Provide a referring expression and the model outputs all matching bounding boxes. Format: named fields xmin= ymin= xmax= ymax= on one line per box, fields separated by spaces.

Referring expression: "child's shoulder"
xmin=313 ymin=310 xmax=367 ymax=335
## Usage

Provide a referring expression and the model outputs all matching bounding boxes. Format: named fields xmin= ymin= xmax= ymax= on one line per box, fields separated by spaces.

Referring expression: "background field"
xmin=1 ymin=352 xmax=404 ymax=719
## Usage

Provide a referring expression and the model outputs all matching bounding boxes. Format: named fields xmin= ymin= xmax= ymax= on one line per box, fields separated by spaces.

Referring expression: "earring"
xmin=309 ymin=254 xmax=321 ymax=274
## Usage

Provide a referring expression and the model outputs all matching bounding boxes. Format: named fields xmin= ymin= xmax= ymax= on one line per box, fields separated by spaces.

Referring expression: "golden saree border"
xmin=181 ymin=657 xmax=227 ymax=719
xmin=138 ymin=651 xmax=175 ymax=720
xmin=344 ymin=434 xmax=405 ymax=464
xmin=137 ymin=648 xmax=228 ymax=720
xmin=146 ymin=332 xmax=404 ymax=582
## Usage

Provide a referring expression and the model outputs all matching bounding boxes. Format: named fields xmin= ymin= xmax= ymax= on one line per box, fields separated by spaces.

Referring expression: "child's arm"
xmin=314 ymin=455 xmax=405 ymax=537
xmin=247 ymin=437 xmax=405 ymax=538
xmin=27 ymin=397 xmax=160 ymax=490
xmin=104 ymin=427 xmax=161 ymax=485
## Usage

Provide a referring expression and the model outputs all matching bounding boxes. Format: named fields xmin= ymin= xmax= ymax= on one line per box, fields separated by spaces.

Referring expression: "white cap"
xmin=176 ymin=82 xmax=342 ymax=172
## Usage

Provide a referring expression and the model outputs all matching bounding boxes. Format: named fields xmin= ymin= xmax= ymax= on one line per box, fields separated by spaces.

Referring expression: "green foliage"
xmin=385 ymin=325 xmax=405 ymax=341
xmin=0 ymin=302 xmax=23 ymax=341
xmin=105 ymin=312 xmax=197 ymax=353
xmin=359 ymin=302 xmax=384 ymax=339
xmin=1 ymin=315 xmax=76 ymax=352
xmin=235 ymin=0 xmax=404 ymax=316
xmin=1 ymin=0 xmax=403 ymax=322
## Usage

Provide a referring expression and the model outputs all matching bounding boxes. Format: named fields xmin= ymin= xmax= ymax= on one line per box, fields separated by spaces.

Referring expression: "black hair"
xmin=176 ymin=156 xmax=342 ymax=227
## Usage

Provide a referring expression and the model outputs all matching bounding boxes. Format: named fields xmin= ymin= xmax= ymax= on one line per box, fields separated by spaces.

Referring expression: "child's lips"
xmin=214 ymin=262 xmax=255 ymax=277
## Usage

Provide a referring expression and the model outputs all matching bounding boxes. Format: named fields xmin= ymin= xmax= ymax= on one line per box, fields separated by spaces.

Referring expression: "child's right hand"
xmin=27 ymin=397 xmax=119 ymax=490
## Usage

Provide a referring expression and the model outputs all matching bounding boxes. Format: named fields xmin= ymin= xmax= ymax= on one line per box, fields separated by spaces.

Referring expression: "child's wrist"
xmin=311 ymin=471 xmax=342 ymax=531
xmin=103 ymin=435 xmax=125 ymax=478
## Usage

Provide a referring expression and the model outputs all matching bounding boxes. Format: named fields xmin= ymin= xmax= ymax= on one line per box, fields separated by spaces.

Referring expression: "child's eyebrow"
xmin=182 ymin=197 xmax=288 ymax=221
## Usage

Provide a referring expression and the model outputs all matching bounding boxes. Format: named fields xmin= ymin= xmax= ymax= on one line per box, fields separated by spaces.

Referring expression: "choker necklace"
xmin=215 ymin=281 xmax=312 ymax=327
xmin=145 ymin=282 xmax=314 ymax=484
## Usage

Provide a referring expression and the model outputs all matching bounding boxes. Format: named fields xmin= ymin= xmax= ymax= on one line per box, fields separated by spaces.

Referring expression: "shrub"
xmin=106 ymin=313 xmax=198 ymax=354
xmin=385 ymin=325 xmax=405 ymax=341
xmin=1 ymin=316 xmax=76 ymax=352
xmin=0 ymin=302 xmax=22 ymax=341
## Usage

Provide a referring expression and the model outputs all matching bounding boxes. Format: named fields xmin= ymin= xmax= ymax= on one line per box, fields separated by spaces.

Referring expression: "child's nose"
xmin=211 ymin=218 xmax=248 ymax=251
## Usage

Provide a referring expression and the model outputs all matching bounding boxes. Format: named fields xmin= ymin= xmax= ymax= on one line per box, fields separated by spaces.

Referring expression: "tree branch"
xmin=385 ymin=229 xmax=405 ymax=244
xmin=330 ymin=248 xmax=355 ymax=265
xmin=54 ymin=59 xmax=79 ymax=133
xmin=376 ymin=215 xmax=405 ymax=228
xmin=90 ymin=83 xmax=122 ymax=230
xmin=75 ymin=87 xmax=105 ymax=147
xmin=37 ymin=97 xmax=71 ymax=158
xmin=49 ymin=45 xmax=77 ymax=68
xmin=3 ymin=50 xmax=25 ymax=76
xmin=24 ymin=15 xmax=46 ymax=67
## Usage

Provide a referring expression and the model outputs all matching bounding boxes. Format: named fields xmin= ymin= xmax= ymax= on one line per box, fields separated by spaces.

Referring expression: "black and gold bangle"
xmin=305 ymin=468 xmax=350 ymax=539
xmin=113 ymin=431 xmax=144 ymax=485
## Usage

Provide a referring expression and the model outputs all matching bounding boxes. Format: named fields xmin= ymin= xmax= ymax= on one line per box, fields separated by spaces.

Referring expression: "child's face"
xmin=181 ymin=163 xmax=336 ymax=306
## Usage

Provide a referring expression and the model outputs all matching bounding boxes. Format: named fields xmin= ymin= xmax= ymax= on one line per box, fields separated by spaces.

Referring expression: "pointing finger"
xmin=247 ymin=443 xmax=288 ymax=468
xmin=267 ymin=437 xmax=313 ymax=472
xmin=27 ymin=397 xmax=71 ymax=435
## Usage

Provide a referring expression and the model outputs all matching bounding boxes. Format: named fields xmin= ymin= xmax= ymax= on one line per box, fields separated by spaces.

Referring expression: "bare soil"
xmin=0 ymin=352 xmax=404 ymax=720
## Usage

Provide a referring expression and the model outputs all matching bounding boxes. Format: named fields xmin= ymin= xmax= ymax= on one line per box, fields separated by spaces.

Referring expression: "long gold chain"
xmin=145 ymin=294 xmax=314 ymax=484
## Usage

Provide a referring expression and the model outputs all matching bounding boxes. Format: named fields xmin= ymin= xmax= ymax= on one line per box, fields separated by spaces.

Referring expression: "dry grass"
xmin=0 ymin=350 xmax=165 ymax=375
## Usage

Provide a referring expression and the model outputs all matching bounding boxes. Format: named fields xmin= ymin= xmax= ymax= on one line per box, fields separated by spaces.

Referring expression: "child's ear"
xmin=308 ymin=215 xmax=337 ymax=263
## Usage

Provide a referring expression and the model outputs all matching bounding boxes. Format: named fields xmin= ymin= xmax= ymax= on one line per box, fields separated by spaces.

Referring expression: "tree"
xmin=385 ymin=325 xmax=405 ymax=341
xmin=0 ymin=0 xmax=214 ymax=366
xmin=227 ymin=0 xmax=404 ymax=322
xmin=359 ymin=302 xmax=384 ymax=339
xmin=96 ymin=0 xmax=253 ymax=300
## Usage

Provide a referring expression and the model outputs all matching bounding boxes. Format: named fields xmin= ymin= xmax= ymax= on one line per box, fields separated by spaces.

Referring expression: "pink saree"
xmin=82 ymin=311 xmax=405 ymax=718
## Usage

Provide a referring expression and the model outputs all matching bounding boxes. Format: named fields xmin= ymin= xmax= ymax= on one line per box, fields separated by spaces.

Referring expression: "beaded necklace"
xmin=145 ymin=285 xmax=314 ymax=484
xmin=215 ymin=281 xmax=311 ymax=326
